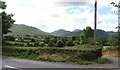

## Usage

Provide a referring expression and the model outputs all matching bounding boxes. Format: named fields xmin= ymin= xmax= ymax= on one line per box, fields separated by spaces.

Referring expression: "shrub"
xmin=27 ymin=43 xmax=34 ymax=47
xmin=73 ymin=41 xmax=80 ymax=45
xmin=3 ymin=46 xmax=103 ymax=61
xmin=66 ymin=40 xmax=74 ymax=46
xmin=56 ymin=40 xmax=64 ymax=47
xmin=48 ymin=40 xmax=55 ymax=47
xmin=103 ymin=46 xmax=118 ymax=51
xmin=31 ymin=39 xmax=35 ymax=42
xmin=4 ymin=36 xmax=15 ymax=41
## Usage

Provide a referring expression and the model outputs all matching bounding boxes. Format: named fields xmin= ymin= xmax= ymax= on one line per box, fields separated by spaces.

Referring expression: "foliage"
xmin=3 ymin=45 xmax=103 ymax=61
xmin=73 ymin=40 xmax=80 ymax=46
xmin=80 ymin=34 xmax=86 ymax=44
xmin=31 ymin=38 xmax=35 ymax=42
xmin=72 ymin=36 xmax=76 ymax=41
xmin=5 ymin=41 xmax=26 ymax=46
xmin=56 ymin=40 xmax=64 ymax=47
xmin=4 ymin=35 xmax=15 ymax=41
xmin=83 ymin=26 xmax=94 ymax=38
xmin=103 ymin=46 xmax=118 ymax=51
xmin=111 ymin=2 xmax=120 ymax=8
xmin=66 ymin=40 xmax=74 ymax=46
xmin=0 ymin=0 xmax=6 ymax=9
xmin=106 ymin=35 xmax=118 ymax=46
xmin=44 ymin=36 xmax=50 ymax=44
xmin=80 ymin=26 xmax=94 ymax=44
xmin=0 ymin=1 xmax=15 ymax=45
xmin=48 ymin=40 xmax=55 ymax=47
xmin=1 ymin=12 xmax=15 ymax=34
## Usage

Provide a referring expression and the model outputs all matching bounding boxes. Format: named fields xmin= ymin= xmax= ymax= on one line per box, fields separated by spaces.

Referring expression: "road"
xmin=1 ymin=56 xmax=120 ymax=70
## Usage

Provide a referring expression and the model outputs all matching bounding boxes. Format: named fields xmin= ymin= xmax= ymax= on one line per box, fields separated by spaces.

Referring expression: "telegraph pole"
xmin=94 ymin=0 xmax=97 ymax=45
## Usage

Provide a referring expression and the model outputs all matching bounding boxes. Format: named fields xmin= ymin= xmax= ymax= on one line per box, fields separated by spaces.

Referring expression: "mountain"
xmin=62 ymin=29 xmax=82 ymax=37
xmin=96 ymin=29 xmax=109 ymax=39
xmin=106 ymin=31 xmax=117 ymax=37
xmin=50 ymin=29 xmax=116 ymax=38
xmin=50 ymin=29 xmax=71 ymax=36
xmin=72 ymin=29 xmax=81 ymax=32
xmin=11 ymin=24 xmax=117 ymax=38
xmin=10 ymin=24 xmax=48 ymax=36
xmin=50 ymin=29 xmax=82 ymax=37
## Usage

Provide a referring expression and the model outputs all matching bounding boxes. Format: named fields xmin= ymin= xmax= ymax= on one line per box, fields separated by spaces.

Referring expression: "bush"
xmin=103 ymin=46 xmax=118 ymax=51
xmin=56 ymin=40 xmax=64 ymax=47
xmin=48 ymin=40 xmax=55 ymax=47
xmin=27 ymin=43 xmax=34 ymax=47
xmin=3 ymin=46 xmax=103 ymax=61
xmin=4 ymin=36 xmax=15 ymax=41
xmin=73 ymin=41 xmax=80 ymax=45
xmin=66 ymin=40 xmax=74 ymax=46
xmin=35 ymin=46 xmax=102 ymax=61
xmin=31 ymin=39 xmax=35 ymax=42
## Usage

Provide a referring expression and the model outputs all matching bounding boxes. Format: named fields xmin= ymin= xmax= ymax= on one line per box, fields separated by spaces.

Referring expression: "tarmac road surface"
xmin=1 ymin=56 xmax=120 ymax=70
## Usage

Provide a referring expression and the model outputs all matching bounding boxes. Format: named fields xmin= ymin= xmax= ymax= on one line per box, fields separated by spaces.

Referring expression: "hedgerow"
xmin=3 ymin=46 xmax=102 ymax=61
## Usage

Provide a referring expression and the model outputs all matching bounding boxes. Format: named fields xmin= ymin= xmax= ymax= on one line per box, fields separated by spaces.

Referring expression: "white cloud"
xmin=2 ymin=0 xmax=118 ymax=32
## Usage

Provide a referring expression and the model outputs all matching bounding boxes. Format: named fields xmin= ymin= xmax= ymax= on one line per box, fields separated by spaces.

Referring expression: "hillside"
xmin=50 ymin=29 xmax=71 ymax=36
xmin=62 ymin=29 xmax=82 ymax=37
xmin=10 ymin=24 xmax=116 ymax=38
xmin=10 ymin=24 xmax=48 ymax=36
xmin=50 ymin=29 xmax=82 ymax=37
xmin=50 ymin=29 xmax=116 ymax=38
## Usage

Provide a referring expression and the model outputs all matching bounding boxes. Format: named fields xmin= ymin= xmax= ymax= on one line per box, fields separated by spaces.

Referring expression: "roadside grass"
xmin=102 ymin=46 xmax=119 ymax=57
xmin=103 ymin=51 xmax=119 ymax=57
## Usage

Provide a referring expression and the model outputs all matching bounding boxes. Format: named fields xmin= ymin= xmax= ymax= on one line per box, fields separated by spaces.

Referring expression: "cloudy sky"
xmin=3 ymin=0 xmax=118 ymax=32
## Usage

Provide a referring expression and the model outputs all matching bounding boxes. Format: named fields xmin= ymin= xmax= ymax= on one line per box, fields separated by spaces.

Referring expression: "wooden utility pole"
xmin=94 ymin=0 xmax=97 ymax=45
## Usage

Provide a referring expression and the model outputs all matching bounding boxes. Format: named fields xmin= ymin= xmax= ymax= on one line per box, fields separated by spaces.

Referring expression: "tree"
xmin=2 ymin=12 xmax=15 ymax=34
xmin=83 ymin=26 xmax=94 ymax=38
xmin=80 ymin=26 xmax=94 ymax=44
xmin=80 ymin=34 xmax=86 ymax=44
xmin=44 ymin=36 xmax=50 ymax=44
xmin=0 ymin=1 xmax=15 ymax=43
xmin=48 ymin=40 xmax=55 ymax=47
xmin=4 ymin=35 xmax=15 ymax=41
xmin=72 ymin=36 xmax=76 ymax=41
xmin=111 ymin=2 xmax=120 ymax=8
xmin=66 ymin=40 xmax=74 ymax=46
xmin=111 ymin=1 xmax=120 ymax=46
xmin=106 ymin=35 xmax=118 ymax=46
xmin=31 ymin=38 xmax=35 ymax=42
xmin=0 ymin=0 xmax=6 ymax=9
xmin=56 ymin=40 xmax=64 ymax=47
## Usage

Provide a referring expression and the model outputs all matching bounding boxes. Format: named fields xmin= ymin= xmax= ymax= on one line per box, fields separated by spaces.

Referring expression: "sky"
xmin=2 ymin=0 xmax=119 ymax=32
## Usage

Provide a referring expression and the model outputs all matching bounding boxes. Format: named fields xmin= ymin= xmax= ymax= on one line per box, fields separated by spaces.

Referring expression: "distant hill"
xmin=50 ymin=29 xmax=71 ymax=36
xmin=106 ymin=31 xmax=117 ymax=37
xmin=62 ymin=29 xmax=82 ymax=37
xmin=96 ymin=29 xmax=109 ymax=39
xmin=50 ymin=29 xmax=116 ymax=38
xmin=10 ymin=24 xmax=48 ymax=36
xmin=50 ymin=29 xmax=82 ymax=37
xmin=10 ymin=24 xmax=117 ymax=38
